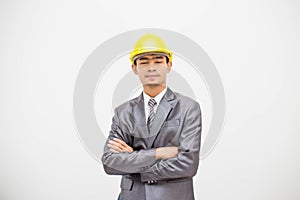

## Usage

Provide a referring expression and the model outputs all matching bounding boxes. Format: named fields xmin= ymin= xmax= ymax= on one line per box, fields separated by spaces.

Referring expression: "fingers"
xmin=109 ymin=139 xmax=127 ymax=150
xmin=107 ymin=141 xmax=123 ymax=153
xmin=109 ymin=148 xmax=120 ymax=153
xmin=113 ymin=138 xmax=127 ymax=146
xmin=113 ymin=138 xmax=133 ymax=153
xmin=107 ymin=138 xmax=133 ymax=153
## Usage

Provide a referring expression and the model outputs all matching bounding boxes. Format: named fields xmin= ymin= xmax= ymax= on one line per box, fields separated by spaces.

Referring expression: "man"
xmin=101 ymin=33 xmax=202 ymax=200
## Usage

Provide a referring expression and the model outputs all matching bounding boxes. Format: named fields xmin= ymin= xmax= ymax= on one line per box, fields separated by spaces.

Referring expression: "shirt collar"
xmin=143 ymin=87 xmax=167 ymax=105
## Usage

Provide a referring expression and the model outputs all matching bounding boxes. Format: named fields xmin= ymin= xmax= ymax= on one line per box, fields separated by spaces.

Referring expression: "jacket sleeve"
xmin=101 ymin=108 xmax=157 ymax=175
xmin=140 ymin=102 xmax=202 ymax=182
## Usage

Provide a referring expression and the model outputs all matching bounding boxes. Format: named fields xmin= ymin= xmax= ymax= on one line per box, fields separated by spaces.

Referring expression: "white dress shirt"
xmin=143 ymin=87 xmax=167 ymax=124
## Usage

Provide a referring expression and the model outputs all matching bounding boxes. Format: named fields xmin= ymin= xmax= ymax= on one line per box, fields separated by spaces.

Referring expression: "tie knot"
xmin=148 ymin=98 xmax=156 ymax=108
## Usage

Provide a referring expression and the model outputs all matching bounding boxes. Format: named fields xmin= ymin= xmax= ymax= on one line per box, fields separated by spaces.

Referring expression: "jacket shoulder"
xmin=113 ymin=96 xmax=139 ymax=113
xmin=174 ymin=92 xmax=200 ymax=106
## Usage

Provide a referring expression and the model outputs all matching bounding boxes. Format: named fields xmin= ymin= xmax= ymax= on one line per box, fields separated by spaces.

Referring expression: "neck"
xmin=143 ymin=84 xmax=166 ymax=98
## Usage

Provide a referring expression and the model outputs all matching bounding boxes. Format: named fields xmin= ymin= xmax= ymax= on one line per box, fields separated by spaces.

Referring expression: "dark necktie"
xmin=147 ymin=98 xmax=157 ymax=127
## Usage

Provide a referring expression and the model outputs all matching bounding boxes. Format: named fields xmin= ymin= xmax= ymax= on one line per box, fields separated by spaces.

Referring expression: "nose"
xmin=147 ymin=66 xmax=157 ymax=72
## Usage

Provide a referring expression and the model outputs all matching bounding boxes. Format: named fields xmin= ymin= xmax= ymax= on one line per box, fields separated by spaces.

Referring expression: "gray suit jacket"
xmin=102 ymin=88 xmax=202 ymax=200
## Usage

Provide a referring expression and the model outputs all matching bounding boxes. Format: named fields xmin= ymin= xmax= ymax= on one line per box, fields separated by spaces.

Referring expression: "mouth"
xmin=145 ymin=75 xmax=160 ymax=78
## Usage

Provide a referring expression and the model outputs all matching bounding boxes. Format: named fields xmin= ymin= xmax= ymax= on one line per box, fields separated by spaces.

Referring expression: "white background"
xmin=1 ymin=0 xmax=299 ymax=199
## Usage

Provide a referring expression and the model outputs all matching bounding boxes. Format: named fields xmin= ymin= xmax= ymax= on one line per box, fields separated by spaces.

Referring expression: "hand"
xmin=155 ymin=146 xmax=178 ymax=160
xmin=107 ymin=138 xmax=133 ymax=153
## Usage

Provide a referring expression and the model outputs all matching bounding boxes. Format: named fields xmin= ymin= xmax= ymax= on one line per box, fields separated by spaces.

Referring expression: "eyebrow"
xmin=138 ymin=56 xmax=164 ymax=61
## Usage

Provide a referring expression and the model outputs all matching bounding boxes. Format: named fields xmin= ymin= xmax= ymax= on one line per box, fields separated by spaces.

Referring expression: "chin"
xmin=145 ymin=83 xmax=160 ymax=86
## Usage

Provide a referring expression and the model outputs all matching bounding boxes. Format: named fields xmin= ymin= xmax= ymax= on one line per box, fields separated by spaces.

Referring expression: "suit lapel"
xmin=132 ymin=93 xmax=146 ymax=126
xmin=131 ymin=93 xmax=149 ymax=140
xmin=132 ymin=88 xmax=176 ymax=147
xmin=147 ymin=88 xmax=176 ymax=147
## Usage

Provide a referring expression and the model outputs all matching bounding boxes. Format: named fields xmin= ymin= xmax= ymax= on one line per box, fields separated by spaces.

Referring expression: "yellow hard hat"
xmin=129 ymin=33 xmax=173 ymax=64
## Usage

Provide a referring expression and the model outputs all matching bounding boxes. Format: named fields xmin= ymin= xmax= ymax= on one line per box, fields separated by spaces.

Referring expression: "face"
xmin=131 ymin=54 xmax=172 ymax=87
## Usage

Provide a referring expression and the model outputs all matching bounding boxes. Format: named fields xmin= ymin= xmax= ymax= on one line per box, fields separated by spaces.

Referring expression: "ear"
xmin=166 ymin=61 xmax=172 ymax=73
xmin=132 ymin=64 xmax=138 ymax=75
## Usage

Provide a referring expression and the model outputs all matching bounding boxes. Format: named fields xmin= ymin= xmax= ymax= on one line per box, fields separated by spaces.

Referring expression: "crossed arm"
xmin=102 ymin=128 xmax=178 ymax=174
xmin=108 ymin=138 xmax=178 ymax=160
xmin=101 ymin=102 xmax=201 ymax=182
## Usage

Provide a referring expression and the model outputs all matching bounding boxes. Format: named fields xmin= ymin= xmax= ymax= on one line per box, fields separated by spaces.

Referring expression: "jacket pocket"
xmin=120 ymin=177 xmax=134 ymax=191
xmin=162 ymin=119 xmax=180 ymax=127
